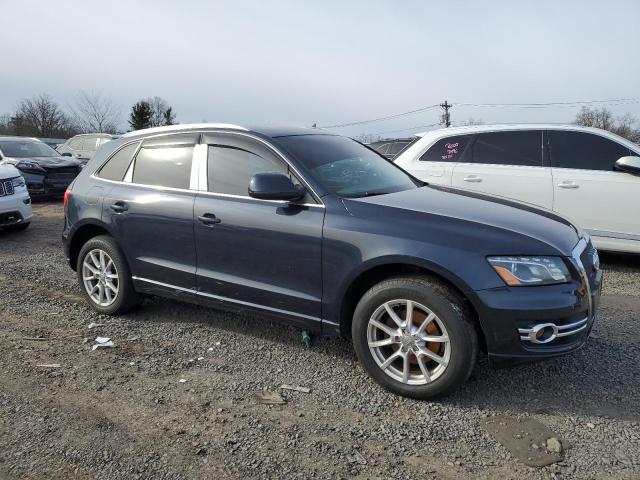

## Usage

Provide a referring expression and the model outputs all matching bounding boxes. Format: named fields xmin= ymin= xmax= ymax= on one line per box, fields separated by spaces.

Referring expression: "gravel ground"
xmin=0 ymin=202 xmax=639 ymax=479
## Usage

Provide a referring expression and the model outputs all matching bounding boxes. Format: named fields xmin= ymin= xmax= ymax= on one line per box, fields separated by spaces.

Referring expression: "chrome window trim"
xmin=131 ymin=276 xmax=321 ymax=323
xmin=91 ymin=129 xmax=326 ymax=209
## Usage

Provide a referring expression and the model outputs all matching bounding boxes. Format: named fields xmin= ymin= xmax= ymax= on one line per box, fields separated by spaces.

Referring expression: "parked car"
xmin=395 ymin=124 xmax=640 ymax=253
xmin=369 ymin=138 xmax=414 ymax=160
xmin=0 ymin=137 xmax=83 ymax=197
xmin=57 ymin=133 xmax=119 ymax=163
xmin=0 ymin=163 xmax=32 ymax=232
xmin=62 ymin=124 xmax=602 ymax=399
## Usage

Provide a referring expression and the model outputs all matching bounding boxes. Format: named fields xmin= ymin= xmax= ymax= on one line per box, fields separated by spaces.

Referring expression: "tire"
xmin=352 ymin=275 xmax=478 ymax=399
xmin=3 ymin=222 xmax=30 ymax=232
xmin=76 ymin=235 xmax=140 ymax=315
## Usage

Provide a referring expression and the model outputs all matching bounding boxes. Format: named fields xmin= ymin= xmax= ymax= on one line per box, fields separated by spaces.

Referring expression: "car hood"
xmin=345 ymin=185 xmax=581 ymax=256
xmin=5 ymin=156 xmax=82 ymax=168
xmin=0 ymin=163 xmax=21 ymax=180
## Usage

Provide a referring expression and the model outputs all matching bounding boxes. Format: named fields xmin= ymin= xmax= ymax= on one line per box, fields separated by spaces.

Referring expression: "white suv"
xmin=0 ymin=163 xmax=32 ymax=232
xmin=395 ymin=124 xmax=640 ymax=253
xmin=57 ymin=133 xmax=119 ymax=162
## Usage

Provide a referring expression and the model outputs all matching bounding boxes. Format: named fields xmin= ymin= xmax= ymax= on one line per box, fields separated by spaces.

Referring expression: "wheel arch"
xmin=336 ymin=257 xmax=487 ymax=350
xmin=68 ymin=221 xmax=115 ymax=271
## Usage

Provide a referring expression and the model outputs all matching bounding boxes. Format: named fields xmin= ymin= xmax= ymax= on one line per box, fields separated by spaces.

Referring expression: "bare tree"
xmin=575 ymin=107 xmax=640 ymax=143
xmin=15 ymin=94 xmax=76 ymax=137
xmin=146 ymin=96 xmax=175 ymax=127
xmin=70 ymin=90 xmax=120 ymax=133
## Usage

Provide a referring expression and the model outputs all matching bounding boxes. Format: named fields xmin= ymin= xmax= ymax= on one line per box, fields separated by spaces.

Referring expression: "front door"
xmin=549 ymin=129 xmax=640 ymax=244
xmin=102 ymin=133 xmax=199 ymax=288
xmin=451 ymin=130 xmax=553 ymax=209
xmin=193 ymin=133 xmax=324 ymax=321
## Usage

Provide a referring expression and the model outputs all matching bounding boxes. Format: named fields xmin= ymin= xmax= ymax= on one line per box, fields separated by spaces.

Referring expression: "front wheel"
xmin=77 ymin=235 xmax=140 ymax=315
xmin=352 ymin=276 xmax=478 ymax=399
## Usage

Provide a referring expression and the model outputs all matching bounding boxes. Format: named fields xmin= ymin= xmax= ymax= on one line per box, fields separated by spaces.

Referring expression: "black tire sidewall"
xmin=352 ymin=277 xmax=477 ymax=399
xmin=76 ymin=235 xmax=138 ymax=315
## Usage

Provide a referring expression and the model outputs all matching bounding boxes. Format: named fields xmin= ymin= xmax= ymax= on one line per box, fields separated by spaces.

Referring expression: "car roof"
xmin=120 ymin=123 xmax=335 ymax=140
xmin=413 ymin=123 xmax=627 ymax=138
xmin=0 ymin=136 xmax=43 ymax=142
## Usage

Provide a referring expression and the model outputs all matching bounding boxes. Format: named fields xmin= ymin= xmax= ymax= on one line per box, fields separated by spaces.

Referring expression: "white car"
xmin=0 ymin=163 xmax=32 ymax=232
xmin=56 ymin=133 xmax=119 ymax=163
xmin=395 ymin=124 xmax=640 ymax=253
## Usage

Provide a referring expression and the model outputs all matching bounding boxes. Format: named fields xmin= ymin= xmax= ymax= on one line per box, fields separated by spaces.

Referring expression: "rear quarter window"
xmin=420 ymin=135 xmax=472 ymax=162
xmin=96 ymin=142 xmax=139 ymax=181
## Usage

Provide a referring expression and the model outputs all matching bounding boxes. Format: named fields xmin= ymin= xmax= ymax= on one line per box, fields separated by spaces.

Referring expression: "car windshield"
xmin=277 ymin=135 xmax=418 ymax=198
xmin=0 ymin=140 xmax=59 ymax=158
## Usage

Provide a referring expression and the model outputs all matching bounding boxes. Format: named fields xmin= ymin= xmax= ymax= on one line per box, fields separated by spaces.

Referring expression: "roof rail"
xmin=121 ymin=123 xmax=248 ymax=138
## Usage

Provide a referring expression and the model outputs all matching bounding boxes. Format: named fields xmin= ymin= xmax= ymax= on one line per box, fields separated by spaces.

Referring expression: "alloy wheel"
xmin=367 ymin=299 xmax=451 ymax=385
xmin=82 ymin=249 xmax=119 ymax=307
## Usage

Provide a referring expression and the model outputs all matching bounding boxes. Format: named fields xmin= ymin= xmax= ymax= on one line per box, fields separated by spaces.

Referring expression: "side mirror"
xmin=615 ymin=156 xmax=640 ymax=175
xmin=61 ymin=152 xmax=72 ymax=157
xmin=249 ymin=172 xmax=305 ymax=201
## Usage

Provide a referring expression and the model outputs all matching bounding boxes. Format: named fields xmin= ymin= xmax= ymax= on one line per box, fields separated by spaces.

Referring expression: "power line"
xmin=319 ymin=103 xmax=440 ymax=129
xmin=321 ymin=97 xmax=639 ymax=130
xmin=456 ymin=98 xmax=639 ymax=109
xmin=373 ymin=122 xmax=441 ymax=136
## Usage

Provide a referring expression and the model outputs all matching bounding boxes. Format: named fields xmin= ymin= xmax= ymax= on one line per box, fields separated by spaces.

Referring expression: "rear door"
xmin=451 ymin=130 xmax=553 ymax=208
xmin=193 ymin=133 xmax=324 ymax=321
xmin=101 ymin=133 xmax=199 ymax=288
xmin=403 ymin=134 xmax=473 ymax=185
xmin=549 ymin=129 xmax=640 ymax=242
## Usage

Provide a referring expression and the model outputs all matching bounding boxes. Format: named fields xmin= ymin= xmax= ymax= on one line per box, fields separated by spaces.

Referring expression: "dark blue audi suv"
xmin=62 ymin=124 xmax=602 ymax=398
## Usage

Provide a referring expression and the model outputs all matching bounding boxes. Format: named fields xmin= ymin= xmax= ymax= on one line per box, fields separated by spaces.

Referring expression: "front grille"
xmin=0 ymin=179 xmax=15 ymax=197
xmin=45 ymin=166 xmax=79 ymax=176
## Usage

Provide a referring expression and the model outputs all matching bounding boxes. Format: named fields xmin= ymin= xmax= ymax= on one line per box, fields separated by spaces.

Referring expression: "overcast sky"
xmin=2 ymin=0 xmax=639 ymax=137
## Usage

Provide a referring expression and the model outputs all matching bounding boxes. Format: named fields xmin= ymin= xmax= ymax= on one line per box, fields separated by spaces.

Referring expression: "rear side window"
xmin=96 ymin=142 xmax=139 ymax=181
xmin=207 ymin=145 xmax=287 ymax=196
xmin=83 ymin=137 xmax=99 ymax=151
xmin=420 ymin=135 xmax=471 ymax=162
xmin=472 ymin=131 xmax=542 ymax=166
xmin=548 ymin=130 xmax=630 ymax=171
xmin=132 ymin=145 xmax=194 ymax=189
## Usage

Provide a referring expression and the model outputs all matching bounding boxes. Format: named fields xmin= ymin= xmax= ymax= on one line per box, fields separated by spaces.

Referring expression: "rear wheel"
xmin=352 ymin=275 xmax=478 ymax=399
xmin=77 ymin=235 xmax=140 ymax=315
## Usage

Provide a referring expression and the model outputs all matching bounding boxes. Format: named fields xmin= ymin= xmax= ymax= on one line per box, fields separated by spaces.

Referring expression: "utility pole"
xmin=440 ymin=100 xmax=451 ymax=127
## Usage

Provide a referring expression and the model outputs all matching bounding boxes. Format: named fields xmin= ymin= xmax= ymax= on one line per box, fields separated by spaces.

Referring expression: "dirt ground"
xmin=0 ymin=202 xmax=639 ymax=479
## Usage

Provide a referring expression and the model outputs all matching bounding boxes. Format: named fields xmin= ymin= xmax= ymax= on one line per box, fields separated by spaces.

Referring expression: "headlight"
xmin=487 ymin=256 xmax=571 ymax=286
xmin=17 ymin=161 xmax=43 ymax=171
xmin=11 ymin=176 xmax=25 ymax=188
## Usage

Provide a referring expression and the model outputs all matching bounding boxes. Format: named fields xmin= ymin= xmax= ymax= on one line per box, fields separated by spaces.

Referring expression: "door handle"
xmin=198 ymin=213 xmax=221 ymax=226
xmin=463 ymin=175 xmax=482 ymax=183
xmin=110 ymin=201 xmax=129 ymax=213
xmin=557 ymin=181 xmax=579 ymax=189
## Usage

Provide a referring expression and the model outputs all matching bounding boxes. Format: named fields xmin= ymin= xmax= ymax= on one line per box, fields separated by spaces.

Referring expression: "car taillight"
xmin=63 ymin=187 xmax=72 ymax=207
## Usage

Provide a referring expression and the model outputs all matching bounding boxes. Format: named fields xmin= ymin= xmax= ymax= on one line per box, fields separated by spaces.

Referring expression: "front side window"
xmin=548 ymin=130 xmax=631 ymax=171
xmin=132 ymin=145 xmax=194 ymax=189
xmin=472 ymin=131 xmax=542 ymax=166
xmin=96 ymin=142 xmax=139 ymax=181
xmin=207 ymin=144 xmax=287 ymax=196
xmin=0 ymin=140 xmax=59 ymax=158
xmin=420 ymin=135 xmax=471 ymax=162
xmin=276 ymin=134 xmax=417 ymax=198
xmin=69 ymin=138 xmax=84 ymax=150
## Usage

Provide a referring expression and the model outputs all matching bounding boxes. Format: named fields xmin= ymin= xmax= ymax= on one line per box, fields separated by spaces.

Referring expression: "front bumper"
xmin=0 ymin=187 xmax=33 ymax=226
xmin=22 ymin=170 xmax=77 ymax=197
xmin=474 ymin=237 xmax=602 ymax=367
